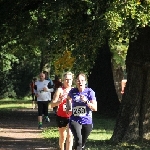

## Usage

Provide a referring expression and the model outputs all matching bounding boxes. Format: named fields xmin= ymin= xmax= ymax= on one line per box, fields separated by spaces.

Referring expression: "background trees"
xmin=2 ymin=0 xmax=150 ymax=143
xmin=105 ymin=0 xmax=150 ymax=142
xmin=0 ymin=0 xmax=119 ymax=102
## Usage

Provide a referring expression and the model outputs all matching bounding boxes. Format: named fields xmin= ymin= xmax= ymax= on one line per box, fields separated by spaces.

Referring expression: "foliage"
xmin=0 ymin=0 xmax=110 ymax=75
xmin=109 ymin=38 xmax=128 ymax=69
xmin=105 ymin=0 xmax=150 ymax=68
xmin=1 ymin=0 xmax=150 ymax=98
xmin=0 ymin=71 xmax=16 ymax=98
xmin=54 ymin=50 xmax=75 ymax=75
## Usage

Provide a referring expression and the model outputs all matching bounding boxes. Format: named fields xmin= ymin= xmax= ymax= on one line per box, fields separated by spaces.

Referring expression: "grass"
xmin=42 ymin=114 xmax=150 ymax=150
xmin=1 ymin=99 xmax=150 ymax=149
xmin=42 ymin=114 xmax=115 ymax=149
xmin=0 ymin=97 xmax=32 ymax=109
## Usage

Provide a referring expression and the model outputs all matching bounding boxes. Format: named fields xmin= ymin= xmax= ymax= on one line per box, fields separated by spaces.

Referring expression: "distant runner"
xmin=34 ymin=72 xmax=54 ymax=129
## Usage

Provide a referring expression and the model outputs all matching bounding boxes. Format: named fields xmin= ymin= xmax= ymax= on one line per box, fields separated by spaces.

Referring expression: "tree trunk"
xmin=111 ymin=27 xmax=150 ymax=142
xmin=88 ymin=42 xmax=120 ymax=115
xmin=112 ymin=67 xmax=124 ymax=102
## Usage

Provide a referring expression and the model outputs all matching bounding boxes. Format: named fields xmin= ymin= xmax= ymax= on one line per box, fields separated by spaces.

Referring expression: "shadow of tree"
xmin=84 ymin=139 xmax=150 ymax=150
xmin=0 ymin=109 xmax=58 ymax=149
xmin=2 ymin=109 xmax=150 ymax=150
xmin=0 ymin=136 xmax=57 ymax=150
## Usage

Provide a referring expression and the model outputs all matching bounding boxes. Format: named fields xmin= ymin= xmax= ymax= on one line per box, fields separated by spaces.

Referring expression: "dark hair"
xmin=75 ymin=72 xmax=87 ymax=81
xmin=55 ymin=75 xmax=61 ymax=81
xmin=33 ymin=77 xmax=37 ymax=81
xmin=43 ymin=71 xmax=48 ymax=74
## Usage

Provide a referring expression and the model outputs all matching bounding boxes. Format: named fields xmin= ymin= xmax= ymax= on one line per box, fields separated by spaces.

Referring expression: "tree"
xmin=0 ymin=0 xmax=45 ymax=97
xmin=88 ymin=42 xmax=120 ymax=114
xmin=0 ymin=0 xmax=121 ymax=112
xmin=105 ymin=0 xmax=150 ymax=142
xmin=111 ymin=27 xmax=150 ymax=142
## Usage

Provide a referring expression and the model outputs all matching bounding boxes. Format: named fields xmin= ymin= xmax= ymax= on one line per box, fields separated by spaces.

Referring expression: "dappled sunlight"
xmin=89 ymin=129 xmax=113 ymax=140
xmin=88 ymin=132 xmax=112 ymax=141
xmin=0 ymin=106 xmax=56 ymax=149
xmin=0 ymin=128 xmax=42 ymax=137
xmin=0 ymin=136 xmax=56 ymax=149
xmin=1 ymin=101 xmax=150 ymax=149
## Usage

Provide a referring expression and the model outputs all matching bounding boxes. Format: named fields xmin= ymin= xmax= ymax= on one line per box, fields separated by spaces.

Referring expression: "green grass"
xmin=1 ymin=99 xmax=150 ymax=149
xmin=42 ymin=114 xmax=150 ymax=150
xmin=0 ymin=98 xmax=32 ymax=109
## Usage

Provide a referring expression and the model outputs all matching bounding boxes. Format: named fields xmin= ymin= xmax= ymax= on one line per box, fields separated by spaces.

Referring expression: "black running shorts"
xmin=56 ymin=115 xmax=69 ymax=128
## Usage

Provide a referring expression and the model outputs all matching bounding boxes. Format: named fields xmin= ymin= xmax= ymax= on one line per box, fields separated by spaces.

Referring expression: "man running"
xmin=34 ymin=72 xmax=54 ymax=129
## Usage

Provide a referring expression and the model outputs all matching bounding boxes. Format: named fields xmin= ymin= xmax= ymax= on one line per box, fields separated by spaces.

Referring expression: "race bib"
xmin=63 ymin=103 xmax=66 ymax=111
xmin=73 ymin=106 xmax=86 ymax=116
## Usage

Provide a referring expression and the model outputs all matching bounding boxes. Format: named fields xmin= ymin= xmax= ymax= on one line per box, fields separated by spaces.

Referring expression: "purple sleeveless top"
xmin=68 ymin=88 xmax=96 ymax=124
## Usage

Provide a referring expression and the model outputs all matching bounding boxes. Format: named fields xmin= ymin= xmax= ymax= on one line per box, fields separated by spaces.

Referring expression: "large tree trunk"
xmin=88 ymin=42 xmax=120 ymax=115
xmin=111 ymin=27 xmax=150 ymax=142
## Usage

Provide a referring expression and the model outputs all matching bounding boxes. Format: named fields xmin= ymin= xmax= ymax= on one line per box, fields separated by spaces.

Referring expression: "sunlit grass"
xmin=0 ymin=98 xmax=32 ymax=109
xmin=88 ymin=129 xmax=112 ymax=141
xmin=42 ymin=115 xmax=150 ymax=150
xmin=1 ymin=99 xmax=150 ymax=149
xmin=42 ymin=116 xmax=116 ymax=149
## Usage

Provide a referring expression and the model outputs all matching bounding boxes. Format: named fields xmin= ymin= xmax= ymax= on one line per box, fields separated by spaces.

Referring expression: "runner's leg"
xmin=43 ymin=101 xmax=49 ymax=122
xmin=81 ymin=124 xmax=92 ymax=149
xmin=56 ymin=116 xmax=68 ymax=150
xmin=38 ymin=101 xmax=43 ymax=128
xmin=66 ymin=124 xmax=73 ymax=150
xmin=32 ymin=93 xmax=35 ymax=109
xmin=58 ymin=127 xmax=67 ymax=150
xmin=70 ymin=120 xmax=82 ymax=150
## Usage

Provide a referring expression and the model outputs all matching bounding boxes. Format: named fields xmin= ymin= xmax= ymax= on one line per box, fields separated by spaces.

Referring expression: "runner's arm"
xmin=34 ymin=84 xmax=38 ymax=97
xmin=50 ymin=88 xmax=62 ymax=108
xmin=86 ymin=100 xmax=97 ymax=111
xmin=66 ymin=95 xmax=72 ymax=111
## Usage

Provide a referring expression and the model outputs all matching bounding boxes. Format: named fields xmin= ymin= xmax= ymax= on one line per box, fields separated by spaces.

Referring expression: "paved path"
xmin=0 ymin=108 xmax=57 ymax=150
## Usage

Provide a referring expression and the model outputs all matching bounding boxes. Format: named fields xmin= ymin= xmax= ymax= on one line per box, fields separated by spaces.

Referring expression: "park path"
xmin=0 ymin=108 xmax=57 ymax=150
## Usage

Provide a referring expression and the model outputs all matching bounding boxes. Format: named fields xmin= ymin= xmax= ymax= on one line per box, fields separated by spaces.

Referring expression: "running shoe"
xmin=45 ymin=117 xmax=50 ymax=122
xmin=38 ymin=124 xmax=43 ymax=130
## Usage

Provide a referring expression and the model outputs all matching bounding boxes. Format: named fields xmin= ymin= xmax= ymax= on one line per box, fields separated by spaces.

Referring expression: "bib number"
xmin=73 ymin=106 xmax=86 ymax=116
xmin=63 ymin=103 xmax=67 ymax=111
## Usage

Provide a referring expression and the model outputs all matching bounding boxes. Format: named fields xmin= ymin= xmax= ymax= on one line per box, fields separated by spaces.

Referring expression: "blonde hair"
xmin=63 ymin=72 xmax=74 ymax=79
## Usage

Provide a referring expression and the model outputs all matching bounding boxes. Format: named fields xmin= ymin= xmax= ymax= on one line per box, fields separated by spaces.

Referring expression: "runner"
xmin=34 ymin=72 xmax=54 ymax=129
xmin=52 ymin=75 xmax=63 ymax=114
xmin=67 ymin=73 xmax=97 ymax=150
xmin=42 ymin=70 xmax=54 ymax=122
xmin=30 ymin=77 xmax=37 ymax=109
xmin=50 ymin=72 xmax=73 ymax=150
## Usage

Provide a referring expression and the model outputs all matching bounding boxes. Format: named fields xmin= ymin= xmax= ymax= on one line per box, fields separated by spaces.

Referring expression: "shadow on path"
xmin=0 ymin=109 xmax=57 ymax=150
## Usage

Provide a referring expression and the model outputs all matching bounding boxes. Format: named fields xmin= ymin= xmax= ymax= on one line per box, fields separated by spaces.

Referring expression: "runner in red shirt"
xmin=52 ymin=75 xmax=63 ymax=113
xmin=30 ymin=78 xmax=37 ymax=109
xmin=50 ymin=72 xmax=73 ymax=150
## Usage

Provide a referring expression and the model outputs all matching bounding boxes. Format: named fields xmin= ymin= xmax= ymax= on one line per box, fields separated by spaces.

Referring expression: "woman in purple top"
xmin=67 ymin=73 xmax=97 ymax=150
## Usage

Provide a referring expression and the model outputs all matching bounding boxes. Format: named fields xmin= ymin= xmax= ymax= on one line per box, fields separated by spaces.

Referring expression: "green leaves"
xmin=2 ymin=0 xmax=150 ymax=74
xmin=104 ymin=0 xmax=150 ymax=68
xmin=0 ymin=53 xmax=19 ymax=71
